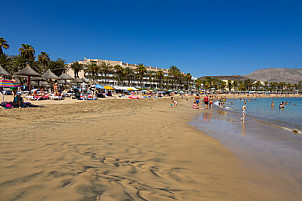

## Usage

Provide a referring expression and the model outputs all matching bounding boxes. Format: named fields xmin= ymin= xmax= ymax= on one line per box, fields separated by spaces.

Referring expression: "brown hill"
xmin=245 ymin=68 xmax=302 ymax=84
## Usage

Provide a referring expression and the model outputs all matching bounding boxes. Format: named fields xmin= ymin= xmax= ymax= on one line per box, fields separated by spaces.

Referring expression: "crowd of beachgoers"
xmin=1 ymin=80 xmax=301 ymax=110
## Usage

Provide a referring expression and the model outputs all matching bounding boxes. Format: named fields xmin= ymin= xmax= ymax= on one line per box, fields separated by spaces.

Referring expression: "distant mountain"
xmin=245 ymin=68 xmax=302 ymax=84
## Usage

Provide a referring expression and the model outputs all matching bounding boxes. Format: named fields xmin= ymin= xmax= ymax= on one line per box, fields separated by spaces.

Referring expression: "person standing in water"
xmin=271 ymin=101 xmax=274 ymax=108
xmin=209 ymin=95 xmax=213 ymax=108
xmin=241 ymin=105 xmax=246 ymax=122
xmin=195 ymin=94 xmax=200 ymax=108
xmin=204 ymin=94 xmax=209 ymax=109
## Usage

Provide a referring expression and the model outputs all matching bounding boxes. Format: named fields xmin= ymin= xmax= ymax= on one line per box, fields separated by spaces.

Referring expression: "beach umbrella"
xmin=0 ymin=78 xmax=20 ymax=102
xmin=58 ymin=73 xmax=73 ymax=88
xmin=104 ymin=86 xmax=114 ymax=90
xmin=30 ymin=77 xmax=46 ymax=88
xmin=0 ymin=65 xmax=11 ymax=76
xmin=40 ymin=81 xmax=49 ymax=87
xmin=30 ymin=81 xmax=38 ymax=86
xmin=14 ymin=64 xmax=41 ymax=90
xmin=95 ymin=84 xmax=105 ymax=89
xmin=42 ymin=69 xmax=59 ymax=90
xmin=59 ymin=73 xmax=73 ymax=80
xmin=42 ymin=69 xmax=59 ymax=79
xmin=127 ymin=87 xmax=138 ymax=91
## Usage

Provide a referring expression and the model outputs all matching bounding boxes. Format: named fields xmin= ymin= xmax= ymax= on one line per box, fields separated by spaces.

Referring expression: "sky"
xmin=1 ymin=0 xmax=302 ymax=77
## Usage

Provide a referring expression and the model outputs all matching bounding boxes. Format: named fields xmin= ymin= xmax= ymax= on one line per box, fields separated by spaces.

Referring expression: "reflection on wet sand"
xmin=203 ymin=111 xmax=212 ymax=123
xmin=192 ymin=107 xmax=302 ymax=201
xmin=241 ymin=121 xmax=245 ymax=137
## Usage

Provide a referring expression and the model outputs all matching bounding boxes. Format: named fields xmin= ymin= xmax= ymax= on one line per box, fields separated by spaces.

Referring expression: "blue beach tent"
xmin=95 ymin=84 xmax=105 ymax=89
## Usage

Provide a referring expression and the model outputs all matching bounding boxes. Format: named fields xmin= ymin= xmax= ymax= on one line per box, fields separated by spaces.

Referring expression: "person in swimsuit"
xmin=209 ymin=95 xmax=213 ymax=108
xmin=241 ymin=105 xmax=246 ymax=122
xmin=204 ymin=94 xmax=209 ymax=109
xmin=195 ymin=94 xmax=200 ymax=108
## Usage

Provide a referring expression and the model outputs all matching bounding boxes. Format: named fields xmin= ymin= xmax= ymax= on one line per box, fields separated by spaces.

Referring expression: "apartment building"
xmin=67 ymin=58 xmax=194 ymax=89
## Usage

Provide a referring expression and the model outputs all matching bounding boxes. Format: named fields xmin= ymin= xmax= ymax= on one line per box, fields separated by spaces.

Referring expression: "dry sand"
xmin=0 ymin=97 xmax=301 ymax=200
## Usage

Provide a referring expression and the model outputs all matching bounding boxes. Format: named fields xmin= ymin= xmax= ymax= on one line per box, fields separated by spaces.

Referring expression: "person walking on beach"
xmin=241 ymin=105 xmax=246 ymax=122
xmin=195 ymin=94 xmax=200 ymax=108
xmin=209 ymin=95 xmax=213 ymax=108
xmin=204 ymin=94 xmax=209 ymax=109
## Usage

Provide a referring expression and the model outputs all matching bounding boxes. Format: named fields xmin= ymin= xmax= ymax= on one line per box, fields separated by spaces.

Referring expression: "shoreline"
xmin=191 ymin=107 xmax=302 ymax=200
xmin=214 ymin=96 xmax=302 ymax=134
xmin=1 ymin=97 xmax=302 ymax=200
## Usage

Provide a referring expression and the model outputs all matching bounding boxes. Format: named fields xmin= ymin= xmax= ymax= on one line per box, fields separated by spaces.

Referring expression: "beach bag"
xmin=6 ymin=102 xmax=13 ymax=108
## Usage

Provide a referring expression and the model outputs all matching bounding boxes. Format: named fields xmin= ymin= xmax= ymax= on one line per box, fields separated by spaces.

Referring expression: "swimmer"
xmin=241 ymin=105 xmax=246 ymax=122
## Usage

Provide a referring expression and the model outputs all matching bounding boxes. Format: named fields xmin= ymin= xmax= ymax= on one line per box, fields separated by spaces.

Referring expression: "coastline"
xmin=0 ymin=97 xmax=302 ymax=200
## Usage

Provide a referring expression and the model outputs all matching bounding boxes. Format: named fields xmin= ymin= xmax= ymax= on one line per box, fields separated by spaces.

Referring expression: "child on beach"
xmin=241 ymin=105 xmax=246 ymax=122
xmin=193 ymin=102 xmax=197 ymax=109
xmin=173 ymin=100 xmax=178 ymax=106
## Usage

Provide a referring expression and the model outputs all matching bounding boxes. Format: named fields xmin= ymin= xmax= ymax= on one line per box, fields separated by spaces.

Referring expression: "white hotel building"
xmin=67 ymin=58 xmax=196 ymax=89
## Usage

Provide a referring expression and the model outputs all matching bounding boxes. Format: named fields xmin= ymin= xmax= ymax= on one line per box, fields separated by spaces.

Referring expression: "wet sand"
xmin=0 ymin=97 xmax=301 ymax=200
xmin=192 ymin=109 xmax=302 ymax=199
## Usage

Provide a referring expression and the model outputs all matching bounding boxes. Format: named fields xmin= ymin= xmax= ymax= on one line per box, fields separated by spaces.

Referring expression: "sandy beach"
xmin=1 ymin=97 xmax=302 ymax=200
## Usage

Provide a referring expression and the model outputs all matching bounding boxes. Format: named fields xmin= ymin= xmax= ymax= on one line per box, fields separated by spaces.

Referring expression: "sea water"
xmin=219 ymin=97 xmax=302 ymax=133
xmin=190 ymin=97 xmax=302 ymax=192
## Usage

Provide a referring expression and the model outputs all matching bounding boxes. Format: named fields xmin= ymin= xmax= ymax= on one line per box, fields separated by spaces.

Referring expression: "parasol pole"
xmin=27 ymin=76 xmax=31 ymax=92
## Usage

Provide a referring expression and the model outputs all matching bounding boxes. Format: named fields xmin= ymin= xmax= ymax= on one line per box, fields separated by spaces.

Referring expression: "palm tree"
xmin=12 ymin=55 xmax=27 ymax=71
xmin=48 ymin=58 xmax=67 ymax=76
xmin=185 ymin=73 xmax=192 ymax=90
xmin=239 ymin=84 xmax=245 ymax=91
xmin=286 ymin=83 xmax=292 ymax=92
xmin=264 ymin=81 xmax=269 ymax=91
xmin=169 ymin=65 xmax=181 ymax=89
xmin=232 ymin=80 xmax=238 ymax=91
xmin=114 ymin=65 xmax=123 ymax=85
xmin=136 ymin=64 xmax=147 ymax=88
xmin=195 ymin=79 xmax=202 ymax=92
xmin=178 ymin=73 xmax=185 ymax=90
xmin=227 ymin=80 xmax=232 ymax=91
xmin=156 ymin=70 xmax=164 ymax=89
xmin=163 ymin=76 xmax=170 ymax=89
xmin=278 ymin=82 xmax=286 ymax=93
xmin=219 ymin=81 xmax=226 ymax=91
xmin=124 ymin=67 xmax=134 ymax=86
xmin=0 ymin=38 xmax=9 ymax=57
xmin=146 ymin=71 xmax=154 ymax=89
xmin=293 ymin=84 xmax=298 ymax=92
xmin=100 ymin=61 xmax=112 ymax=84
xmin=298 ymin=81 xmax=302 ymax=92
xmin=85 ymin=62 xmax=100 ymax=84
xmin=38 ymin=52 xmax=50 ymax=73
xmin=70 ymin=61 xmax=83 ymax=78
xmin=0 ymin=53 xmax=12 ymax=71
xmin=244 ymin=79 xmax=253 ymax=91
xmin=18 ymin=44 xmax=35 ymax=64
xmin=270 ymin=82 xmax=278 ymax=92
xmin=255 ymin=81 xmax=262 ymax=91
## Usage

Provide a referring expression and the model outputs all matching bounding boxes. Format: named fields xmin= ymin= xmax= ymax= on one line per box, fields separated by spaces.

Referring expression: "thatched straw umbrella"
xmin=0 ymin=65 xmax=11 ymax=77
xmin=72 ymin=77 xmax=85 ymax=88
xmin=58 ymin=73 xmax=73 ymax=88
xmin=30 ymin=81 xmax=38 ymax=86
xmin=31 ymin=77 xmax=46 ymax=88
xmin=42 ymin=69 xmax=59 ymax=79
xmin=42 ymin=69 xmax=59 ymax=91
xmin=14 ymin=64 xmax=41 ymax=90
xmin=40 ymin=81 xmax=50 ymax=87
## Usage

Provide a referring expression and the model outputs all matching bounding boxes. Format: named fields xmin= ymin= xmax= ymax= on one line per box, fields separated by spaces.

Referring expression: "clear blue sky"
xmin=1 ymin=0 xmax=302 ymax=77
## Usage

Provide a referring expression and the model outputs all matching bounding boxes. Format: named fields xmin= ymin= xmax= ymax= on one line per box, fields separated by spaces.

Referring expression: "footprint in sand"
xmin=103 ymin=157 xmax=120 ymax=167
